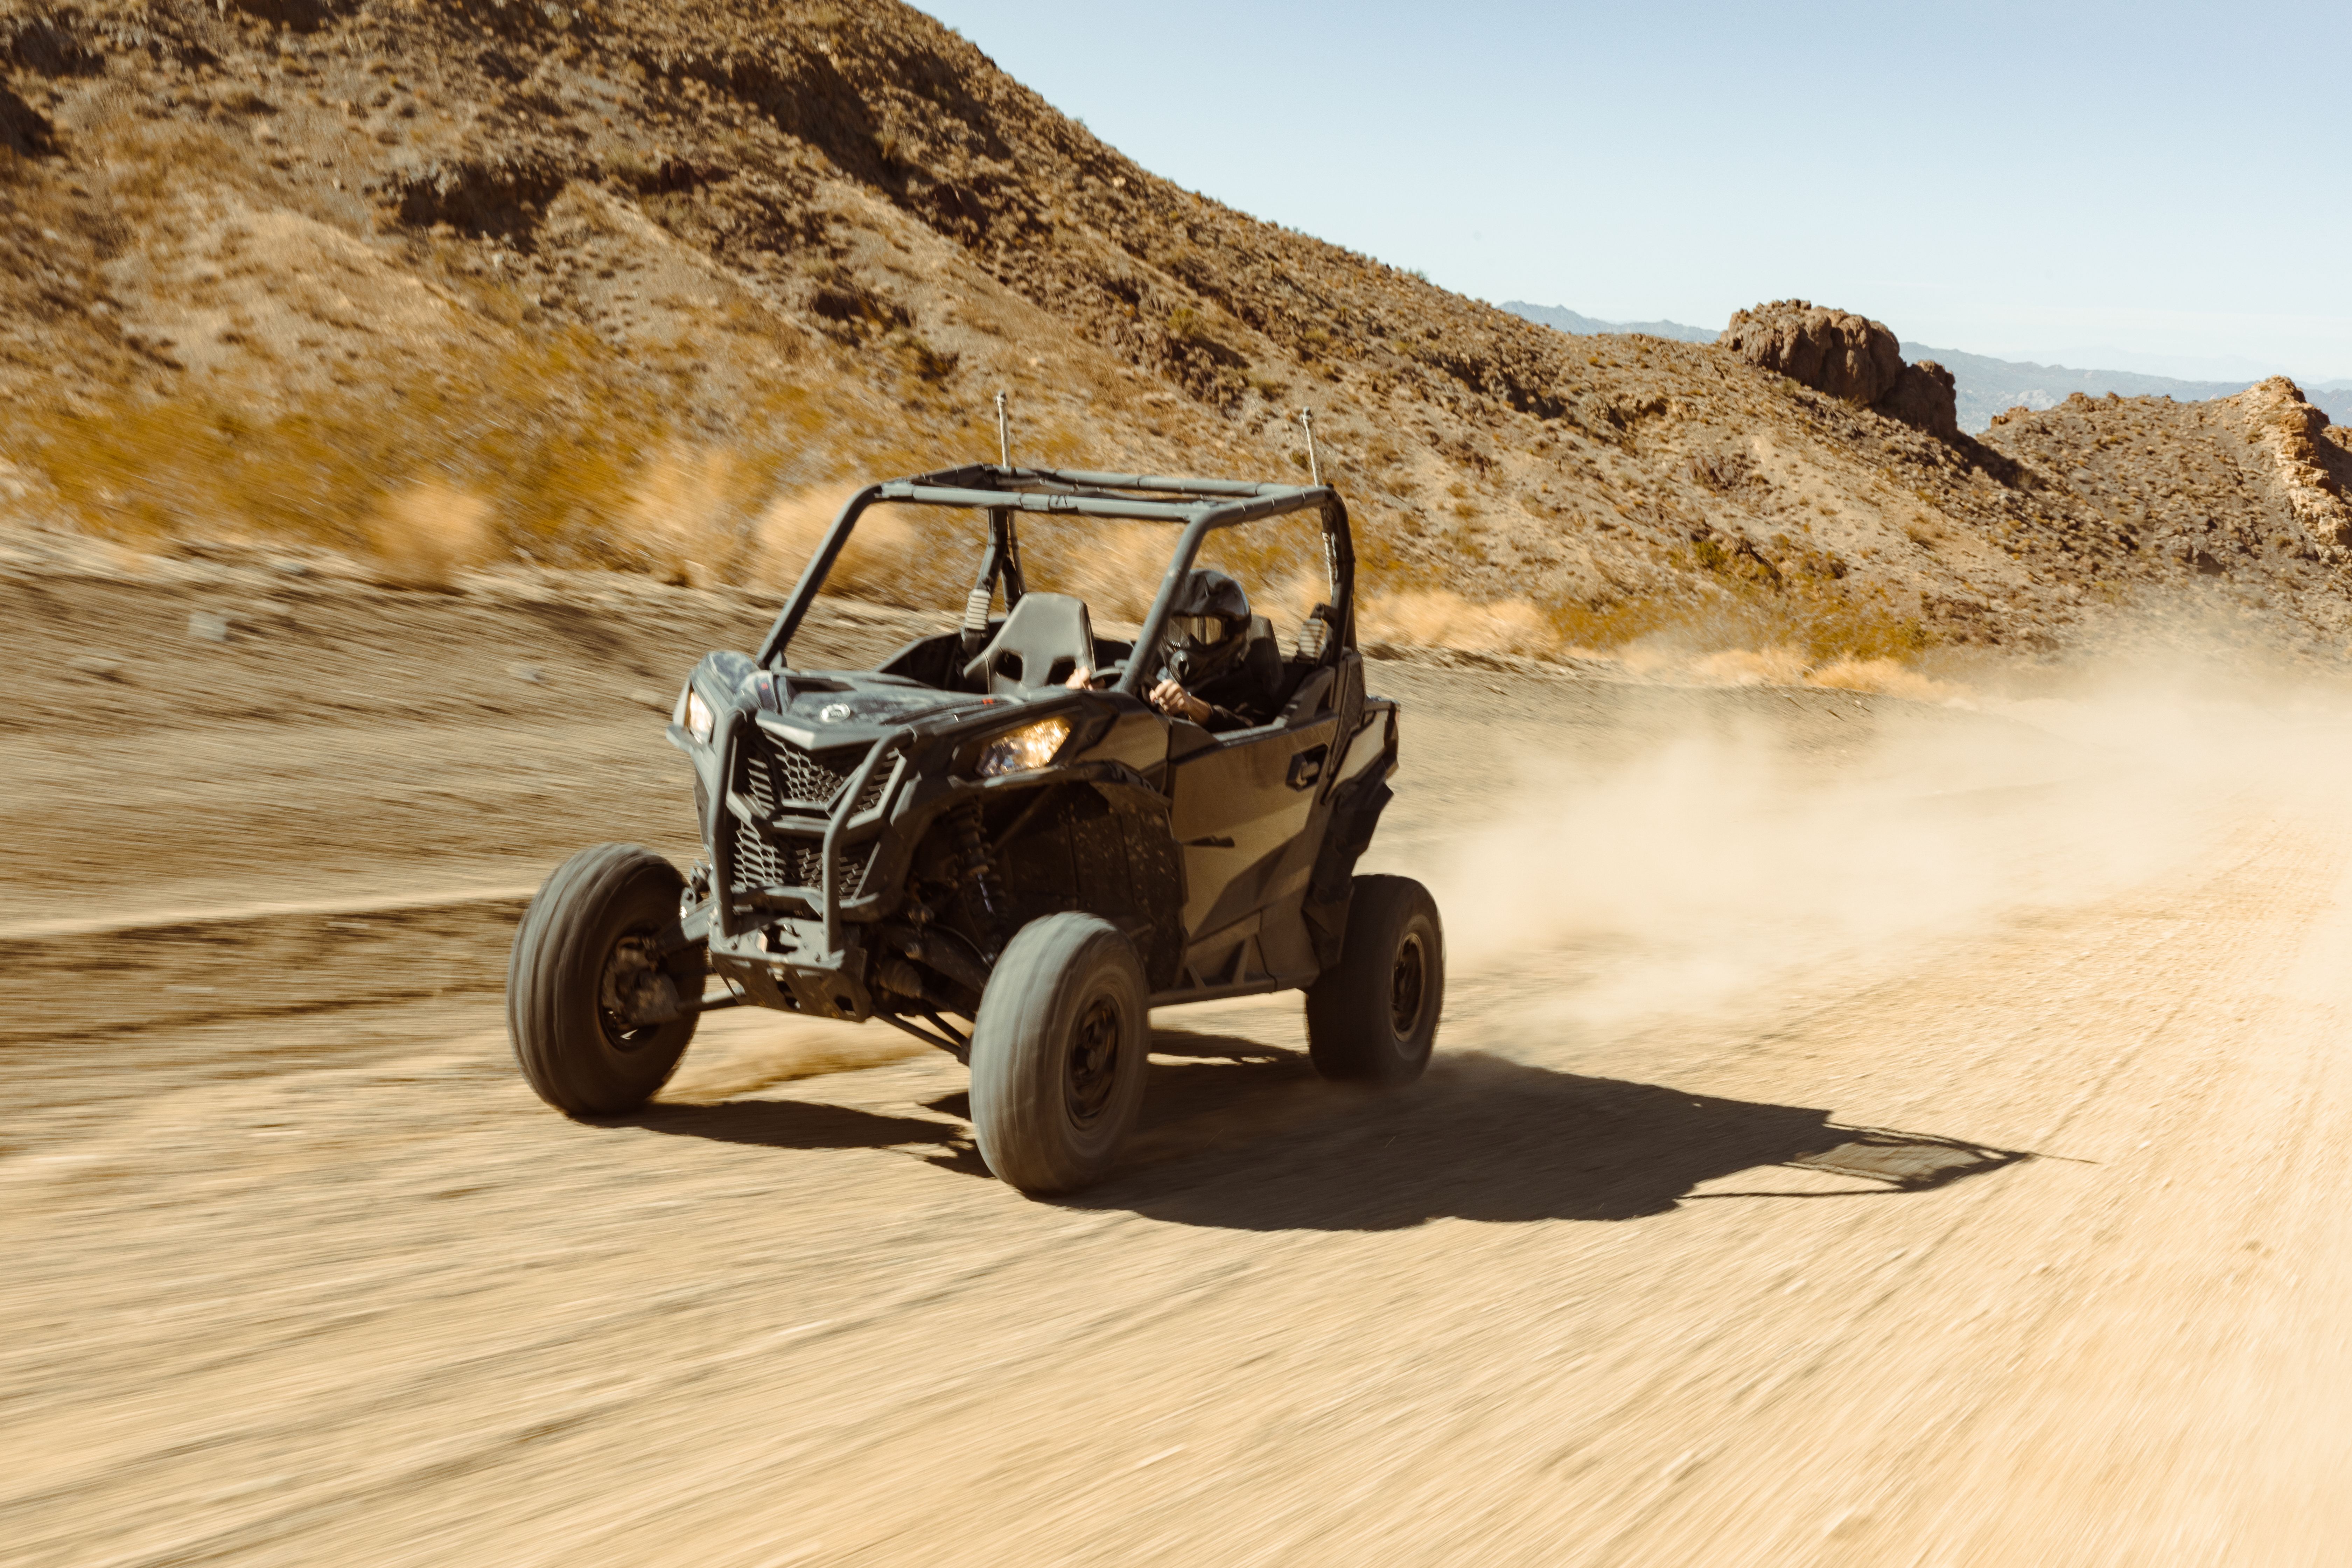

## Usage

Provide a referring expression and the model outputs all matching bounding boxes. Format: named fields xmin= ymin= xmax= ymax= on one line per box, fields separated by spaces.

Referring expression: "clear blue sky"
xmin=921 ymin=0 xmax=2352 ymax=382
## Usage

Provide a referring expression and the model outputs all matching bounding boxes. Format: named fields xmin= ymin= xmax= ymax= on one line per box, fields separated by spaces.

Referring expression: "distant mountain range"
xmin=1895 ymin=344 xmax=2253 ymax=434
xmin=1502 ymin=301 xmax=2352 ymax=433
xmin=1499 ymin=302 xmax=1718 ymax=344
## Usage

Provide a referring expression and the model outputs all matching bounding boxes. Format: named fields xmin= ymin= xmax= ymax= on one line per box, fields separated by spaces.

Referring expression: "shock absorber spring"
xmin=954 ymin=800 xmax=1007 ymax=957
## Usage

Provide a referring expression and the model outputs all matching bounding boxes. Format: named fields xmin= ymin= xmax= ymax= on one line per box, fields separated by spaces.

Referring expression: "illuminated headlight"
xmin=972 ymin=715 xmax=1069 ymax=778
xmin=681 ymin=685 xmax=715 ymax=744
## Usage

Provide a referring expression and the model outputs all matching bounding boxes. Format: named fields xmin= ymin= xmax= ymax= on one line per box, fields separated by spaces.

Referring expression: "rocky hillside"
xmin=5 ymin=0 xmax=2351 ymax=672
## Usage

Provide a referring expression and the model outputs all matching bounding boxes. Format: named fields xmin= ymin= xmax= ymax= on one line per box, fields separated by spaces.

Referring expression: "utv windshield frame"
xmin=754 ymin=464 xmax=1359 ymax=683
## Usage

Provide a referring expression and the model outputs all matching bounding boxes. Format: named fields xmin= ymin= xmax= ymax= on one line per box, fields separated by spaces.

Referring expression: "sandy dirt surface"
xmin=8 ymin=564 xmax=2352 ymax=1565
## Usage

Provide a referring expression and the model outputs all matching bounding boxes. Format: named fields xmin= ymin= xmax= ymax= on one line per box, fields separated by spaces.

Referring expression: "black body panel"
xmin=658 ymin=463 xmax=1396 ymax=1034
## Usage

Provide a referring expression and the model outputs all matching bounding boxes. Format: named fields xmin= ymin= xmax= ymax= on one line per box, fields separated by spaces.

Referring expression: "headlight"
xmin=681 ymin=685 xmax=715 ymax=744
xmin=972 ymin=715 xmax=1069 ymax=778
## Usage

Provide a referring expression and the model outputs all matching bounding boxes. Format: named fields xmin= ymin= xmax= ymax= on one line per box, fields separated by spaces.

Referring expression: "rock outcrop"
xmin=2238 ymin=377 xmax=2352 ymax=551
xmin=1720 ymin=301 xmax=1904 ymax=405
xmin=1721 ymin=300 xmax=1960 ymax=443
xmin=1876 ymin=359 xmax=1961 ymax=443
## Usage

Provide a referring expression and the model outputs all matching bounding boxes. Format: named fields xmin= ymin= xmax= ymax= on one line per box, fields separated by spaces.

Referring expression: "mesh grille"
xmin=726 ymin=730 xmax=887 ymax=896
xmin=738 ymin=731 xmax=888 ymax=813
xmin=729 ymin=820 xmax=872 ymax=895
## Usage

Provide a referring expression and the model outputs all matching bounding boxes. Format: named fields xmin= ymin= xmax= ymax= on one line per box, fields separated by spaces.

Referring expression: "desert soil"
xmin=7 ymin=561 xmax=2351 ymax=1565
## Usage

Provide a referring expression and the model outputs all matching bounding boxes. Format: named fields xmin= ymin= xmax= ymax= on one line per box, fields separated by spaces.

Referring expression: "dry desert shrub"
xmin=8 ymin=337 xmax=669 ymax=561
xmin=752 ymin=489 xmax=970 ymax=608
xmin=369 ymin=482 xmax=491 ymax=588
xmin=1362 ymin=590 xmax=1557 ymax=657
xmin=1549 ymin=583 xmax=1932 ymax=668
xmin=1022 ymin=517 xmax=1172 ymax=624
xmin=626 ymin=445 xmax=751 ymax=588
xmin=1903 ymin=516 xmax=1948 ymax=547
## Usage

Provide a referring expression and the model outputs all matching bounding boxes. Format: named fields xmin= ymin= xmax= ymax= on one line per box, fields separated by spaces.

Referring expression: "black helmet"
xmin=1164 ymin=568 xmax=1251 ymax=686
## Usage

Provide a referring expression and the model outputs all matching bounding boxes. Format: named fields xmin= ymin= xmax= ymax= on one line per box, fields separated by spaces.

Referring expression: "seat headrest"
xmin=960 ymin=592 xmax=1097 ymax=695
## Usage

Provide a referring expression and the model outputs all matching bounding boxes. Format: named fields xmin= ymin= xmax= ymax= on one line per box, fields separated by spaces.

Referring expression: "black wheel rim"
xmin=597 ymin=929 xmax=670 ymax=1052
xmin=1065 ymin=993 xmax=1124 ymax=1128
xmin=1389 ymin=931 xmax=1427 ymax=1044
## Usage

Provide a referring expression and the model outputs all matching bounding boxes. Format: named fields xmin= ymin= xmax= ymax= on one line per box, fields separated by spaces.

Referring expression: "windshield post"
xmin=1321 ymin=493 xmax=1357 ymax=651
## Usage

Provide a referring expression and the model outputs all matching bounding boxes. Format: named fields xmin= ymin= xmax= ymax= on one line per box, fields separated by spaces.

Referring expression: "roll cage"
xmin=754 ymin=465 xmax=1359 ymax=682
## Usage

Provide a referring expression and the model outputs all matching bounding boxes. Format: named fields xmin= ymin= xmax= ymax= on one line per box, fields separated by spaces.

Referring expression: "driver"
xmin=1146 ymin=568 xmax=1282 ymax=732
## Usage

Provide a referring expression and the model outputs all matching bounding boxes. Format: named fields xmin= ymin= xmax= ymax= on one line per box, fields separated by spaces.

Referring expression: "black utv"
xmin=507 ymin=464 xmax=1443 ymax=1193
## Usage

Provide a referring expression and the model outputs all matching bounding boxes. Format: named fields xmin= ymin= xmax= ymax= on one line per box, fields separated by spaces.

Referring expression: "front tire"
xmin=1306 ymin=874 xmax=1443 ymax=1084
xmin=508 ymin=843 xmax=702 ymax=1117
xmin=968 ymin=913 xmax=1150 ymax=1194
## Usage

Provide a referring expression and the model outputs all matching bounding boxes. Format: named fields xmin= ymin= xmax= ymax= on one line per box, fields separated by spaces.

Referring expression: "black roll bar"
xmin=752 ymin=465 xmax=1355 ymax=690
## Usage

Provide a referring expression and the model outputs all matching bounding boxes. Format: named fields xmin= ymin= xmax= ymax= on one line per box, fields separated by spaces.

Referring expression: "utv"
xmin=506 ymin=464 xmax=1442 ymax=1193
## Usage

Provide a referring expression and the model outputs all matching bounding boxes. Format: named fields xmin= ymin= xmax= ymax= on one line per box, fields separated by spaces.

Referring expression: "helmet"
xmin=1163 ymin=568 xmax=1251 ymax=687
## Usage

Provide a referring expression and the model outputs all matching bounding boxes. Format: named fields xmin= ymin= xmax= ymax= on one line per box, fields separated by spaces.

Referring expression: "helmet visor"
xmin=1169 ymin=614 xmax=1230 ymax=647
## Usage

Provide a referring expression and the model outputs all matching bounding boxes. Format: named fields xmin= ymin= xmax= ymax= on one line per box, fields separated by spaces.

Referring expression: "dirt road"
xmin=7 ymin=554 xmax=2351 ymax=1565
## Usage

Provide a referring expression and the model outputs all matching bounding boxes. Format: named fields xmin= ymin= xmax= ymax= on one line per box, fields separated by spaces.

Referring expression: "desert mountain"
xmin=1895 ymin=344 xmax=2256 ymax=434
xmin=1502 ymin=302 xmax=1717 ymax=344
xmin=5 ymin=0 xmax=2352 ymax=673
xmin=1504 ymin=299 xmax=2331 ymax=440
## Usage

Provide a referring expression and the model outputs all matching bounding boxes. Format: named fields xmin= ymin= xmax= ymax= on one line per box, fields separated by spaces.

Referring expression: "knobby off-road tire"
xmin=508 ymin=842 xmax=702 ymax=1118
xmin=968 ymin=913 xmax=1150 ymax=1194
xmin=1306 ymin=874 xmax=1444 ymax=1084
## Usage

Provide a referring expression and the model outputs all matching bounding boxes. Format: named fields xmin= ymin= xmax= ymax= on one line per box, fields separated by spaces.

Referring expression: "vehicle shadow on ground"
xmin=620 ymin=1027 xmax=1286 ymax=1177
xmin=1085 ymin=1038 xmax=2033 ymax=1232
xmin=622 ymin=1099 xmax=965 ymax=1155
xmin=620 ymin=1030 xmax=2031 ymax=1231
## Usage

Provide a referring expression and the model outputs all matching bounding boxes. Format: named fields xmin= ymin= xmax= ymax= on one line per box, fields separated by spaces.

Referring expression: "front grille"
xmin=737 ymin=730 xmax=890 ymax=816
xmin=726 ymin=729 xmax=888 ymax=898
xmin=730 ymin=820 xmax=874 ymax=896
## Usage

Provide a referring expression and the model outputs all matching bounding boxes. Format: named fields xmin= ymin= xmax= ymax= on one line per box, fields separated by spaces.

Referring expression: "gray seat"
xmin=961 ymin=592 xmax=1097 ymax=696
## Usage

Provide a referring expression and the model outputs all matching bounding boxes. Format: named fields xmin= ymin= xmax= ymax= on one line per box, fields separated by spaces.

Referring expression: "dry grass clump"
xmin=1554 ymin=584 xmax=1933 ymax=667
xmin=752 ymin=489 xmax=973 ymax=607
xmin=1362 ymin=589 xmax=1554 ymax=656
xmin=369 ymin=482 xmax=491 ymax=588
xmin=627 ymin=445 xmax=761 ymax=588
xmin=8 ymin=337 xmax=672 ymax=561
xmin=0 ymin=327 xmax=912 ymax=582
xmin=1806 ymin=657 xmax=1969 ymax=704
xmin=1024 ymin=517 xmax=1176 ymax=623
xmin=1331 ymin=559 xmax=1952 ymax=696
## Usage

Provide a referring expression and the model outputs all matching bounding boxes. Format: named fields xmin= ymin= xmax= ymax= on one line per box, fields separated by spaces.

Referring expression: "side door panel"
xmin=1167 ymin=712 xmax=1342 ymax=983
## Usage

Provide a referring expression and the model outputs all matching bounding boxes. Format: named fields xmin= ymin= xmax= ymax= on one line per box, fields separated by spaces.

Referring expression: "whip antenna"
xmin=995 ymin=390 xmax=1011 ymax=468
xmin=1299 ymin=407 xmax=1321 ymax=486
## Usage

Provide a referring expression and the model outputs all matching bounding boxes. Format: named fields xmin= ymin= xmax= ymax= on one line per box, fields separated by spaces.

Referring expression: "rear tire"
xmin=969 ymin=913 xmax=1150 ymax=1194
xmin=1306 ymin=874 xmax=1443 ymax=1084
xmin=508 ymin=843 xmax=702 ymax=1117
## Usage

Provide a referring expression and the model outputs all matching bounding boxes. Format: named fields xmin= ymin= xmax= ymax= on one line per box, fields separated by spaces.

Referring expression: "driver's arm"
xmin=1149 ymin=678 xmax=1213 ymax=724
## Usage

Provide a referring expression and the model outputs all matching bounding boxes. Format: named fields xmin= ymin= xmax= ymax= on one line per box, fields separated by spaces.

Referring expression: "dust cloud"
xmin=1411 ymin=666 xmax=2349 ymax=1040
